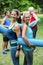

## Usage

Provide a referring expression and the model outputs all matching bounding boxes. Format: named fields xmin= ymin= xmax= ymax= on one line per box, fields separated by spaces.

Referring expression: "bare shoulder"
xmin=23 ymin=23 xmax=27 ymax=28
xmin=14 ymin=23 xmax=20 ymax=30
xmin=15 ymin=23 xmax=19 ymax=27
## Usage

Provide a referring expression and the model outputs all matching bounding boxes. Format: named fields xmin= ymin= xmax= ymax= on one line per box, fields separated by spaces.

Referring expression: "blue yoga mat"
xmin=17 ymin=37 xmax=43 ymax=47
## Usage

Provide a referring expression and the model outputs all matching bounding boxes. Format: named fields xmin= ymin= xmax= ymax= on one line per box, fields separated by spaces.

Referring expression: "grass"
xmin=0 ymin=14 xmax=43 ymax=65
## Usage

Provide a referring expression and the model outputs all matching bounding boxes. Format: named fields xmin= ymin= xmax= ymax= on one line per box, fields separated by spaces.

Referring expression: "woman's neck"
xmin=12 ymin=20 xmax=17 ymax=24
xmin=25 ymin=22 xmax=28 ymax=26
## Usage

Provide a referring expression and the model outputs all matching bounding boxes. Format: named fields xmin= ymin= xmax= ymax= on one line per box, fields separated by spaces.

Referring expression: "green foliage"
xmin=0 ymin=0 xmax=43 ymax=13
xmin=28 ymin=0 xmax=43 ymax=12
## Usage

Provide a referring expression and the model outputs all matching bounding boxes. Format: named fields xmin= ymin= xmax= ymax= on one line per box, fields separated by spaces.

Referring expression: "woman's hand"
xmin=30 ymin=44 xmax=35 ymax=48
xmin=15 ymin=50 xmax=20 ymax=58
xmin=30 ymin=44 xmax=36 ymax=51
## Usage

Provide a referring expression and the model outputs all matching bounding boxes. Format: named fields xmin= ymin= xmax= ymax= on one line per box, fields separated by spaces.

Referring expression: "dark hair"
xmin=4 ymin=11 xmax=7 ymax=15
xmin=4 ymin=10 xmax=9 ymax=15
xmin=12 ymin=9 xmax=19 ymax=16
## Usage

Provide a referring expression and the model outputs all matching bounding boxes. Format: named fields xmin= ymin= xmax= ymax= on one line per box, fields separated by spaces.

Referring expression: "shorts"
xmin=3 ymin=36 xmax=9 ymax=41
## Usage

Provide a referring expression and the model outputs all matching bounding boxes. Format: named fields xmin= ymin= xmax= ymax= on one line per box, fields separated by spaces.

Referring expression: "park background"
xmin=0 ymin=0 xmax=43 ymax=65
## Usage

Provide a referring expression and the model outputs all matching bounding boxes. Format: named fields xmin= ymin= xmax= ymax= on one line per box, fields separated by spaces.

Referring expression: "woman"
xmin=0 ymin=9 xmax=20 ymax=65
xmin=28 ymin=7 xmax=38 ymax=38
xmin=22 ymin=12 xmax=34 ymax=65
xmin=1 ymin=10 xmax=10 ymax=54
xmin=16 ymin=12 xmax=35 ymax=65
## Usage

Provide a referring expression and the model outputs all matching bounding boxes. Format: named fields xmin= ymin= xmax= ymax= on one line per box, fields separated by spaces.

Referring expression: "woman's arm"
xmin=13 ymin=24 xmax=21 ymax=57
xmin=13 ymin=24 xmax=20 ymax=36
xmin=22 ymin=24 xmax=33 ymax=47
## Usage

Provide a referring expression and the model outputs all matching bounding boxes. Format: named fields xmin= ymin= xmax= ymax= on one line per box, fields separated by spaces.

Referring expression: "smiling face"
xmin=11 ymin=10 xmax=18 ymax=22
xmin=23 ymin=13 xmax=30 ymax=24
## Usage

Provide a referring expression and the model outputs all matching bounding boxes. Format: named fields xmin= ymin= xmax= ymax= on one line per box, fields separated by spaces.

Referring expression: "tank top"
xmin=19 ymin=24 xmax=33 ymax=51
xmin=4 ymin=18 xmax=10 ymax=26
xmin=19 ymin=24 xmax=33 ymax=38
xmin=8 ymin=22 xmax=17 ymax=46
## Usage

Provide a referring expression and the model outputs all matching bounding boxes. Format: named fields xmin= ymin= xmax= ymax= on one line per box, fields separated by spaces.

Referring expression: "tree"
xmin=0 ymin=0 xmax=43 ymax=14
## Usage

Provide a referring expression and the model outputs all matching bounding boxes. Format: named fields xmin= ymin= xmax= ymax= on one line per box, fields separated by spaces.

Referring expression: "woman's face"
xmin=24 ymin=13 xmax=30 ymax=23
xmin=11 ymin=11 xmax=18 ymax=22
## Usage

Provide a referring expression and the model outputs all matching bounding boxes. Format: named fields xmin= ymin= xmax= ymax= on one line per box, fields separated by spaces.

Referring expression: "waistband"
xmin=10 ymin=40 xmax=17 ymax=47
xmin=10 ymin=46 xmax=17 ymax=48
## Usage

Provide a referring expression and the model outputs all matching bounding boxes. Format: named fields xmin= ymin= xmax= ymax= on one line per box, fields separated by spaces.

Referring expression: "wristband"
xmin=17 ymin=48 xmax=20 ymax=51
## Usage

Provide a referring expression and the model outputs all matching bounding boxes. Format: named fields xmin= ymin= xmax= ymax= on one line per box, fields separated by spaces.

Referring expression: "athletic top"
xmin=26 ymin=27 xmax=33 ymax=39
xmin=8 ymin=22 xmax=17 ymax=47
xmin=8 ymin=29 xmax=17 ymax=47
xmin=4 ymin=18 xmax=10 ymax=26
xmin=18 ymin=24 xmax=33 ymax=51
xmin=19 ymin=24 xmax=33 ymax=38
xmin=23 ymin=26 xmax=33 ymax=51
xmin=29 ymin=12 xmax=37 ymax=28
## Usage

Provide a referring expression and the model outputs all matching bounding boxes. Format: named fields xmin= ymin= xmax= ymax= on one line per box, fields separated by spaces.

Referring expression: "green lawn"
xmin=0 ymin=14 xmax=43 ymax=65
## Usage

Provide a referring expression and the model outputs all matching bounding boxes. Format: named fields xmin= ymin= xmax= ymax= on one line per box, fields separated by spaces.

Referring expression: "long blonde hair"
xmin=22 ymin=11 xmax=30 ymax=25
